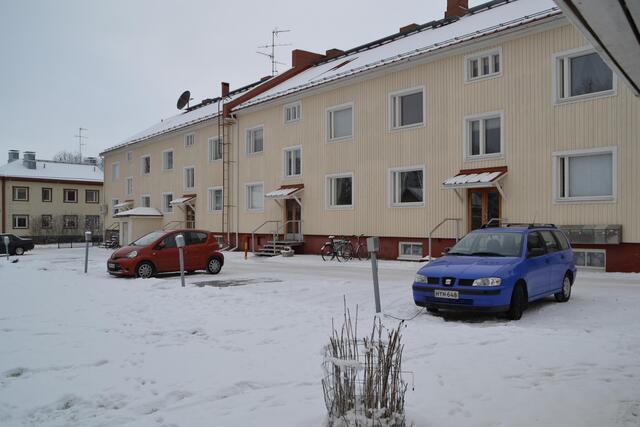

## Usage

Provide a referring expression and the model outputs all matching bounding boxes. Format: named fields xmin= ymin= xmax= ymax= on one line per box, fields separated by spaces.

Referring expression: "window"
xmin=246 ymin=183 xmax=264 ymax=211
xmin=42 ymin=187 xmax=52 ymax=202
xmin=185 ymin=133 xmax=195 ymax=148
xmin=398 ymin=242 xmax=423 ymax=260
xmin=63 ymin=215 xmax=78 ymax=229
xmin=12 ymin=215 xmax=28 ymax=229
xmin=208 ymin=187 xmax=223 ymax=212
xmin=526 ymin=232 xmax=546 ymax=257
xmin=85 ymin=215 xmax=100 ymax=230
xmin=111 ymin=162 xmax=120 ymax=181
xmin=184 ymin=167 xmax=195 ymax=190
xmin=63 ymin=189 xmax=78 ymax=203
xmin=390 ymin=88 xmax=424 ymax=129
xmin=162 ymin=193 xmax=173 ymax=213
xmin=187 ymin=231 xmax=208 ymax=245
xmin=327 ymin=104 xmax=353 ymax=141
xmin=161 ymin=233 xmax=178 ymax=248
xmin=555 ymin=48 xmax=614 ymax=102
xmin=140 ymin=155 xmax=151 ymax=175
xmin=573 ymin=249 xmax=605 ymax=270
xmin=326 ymin=173 xmax=353 ymax=209
xmin=85 ymin=189 xmax=99 ymax=204
xmin=284 ymin=102 xmax=301 ymax=123
xmin=246 ymin=127 xmax=264 ymax=155
xmin=12 ymin=186 xmax=28 ymax=201
xmin=465 ymin=112 xmax=503 ymax=159
xmin=390 ymin=167 xmax=424 ymax=206
xmin=162 ymin=150 xmax=174 ymax=170
xmin=552 ymin=230 xmax=571 ymax=250
xmin=140 ymin=195 xmax=151 ymax=208
xmin=112 ymin=199 xmax=119 ymax=215
xmin=125 ymin=177 xmax=133 ymax=196
xmin=126 ymin=151 xmax=133 ymax=162
xmin=283 ymin=146 xmax=302 ymax=178
xmin=466 ymin=48 xmax=501 ymax=81
xmin=540 ymin=230 xmax=561 ymax=253
xmin=41 ymin=215 xmax=52 ymax=229
xmin=554 ymin=147 xmax=615 ymax=202
xmin=209 ymin=137 xmax=223 ymax=161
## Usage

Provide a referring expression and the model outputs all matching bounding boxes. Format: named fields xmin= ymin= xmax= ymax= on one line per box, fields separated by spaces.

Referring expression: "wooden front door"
xmin=185 ymin=205 xmax=195 ymax=229
xmin=285 ymin=199 xmax=301 ymax=240
xmin=468 ymin=188 xmax=501 ymax=231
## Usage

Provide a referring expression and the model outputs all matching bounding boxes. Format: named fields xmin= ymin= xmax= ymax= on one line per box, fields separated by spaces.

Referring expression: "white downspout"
xmin=229 ymin=113 xmax=240 ymax=251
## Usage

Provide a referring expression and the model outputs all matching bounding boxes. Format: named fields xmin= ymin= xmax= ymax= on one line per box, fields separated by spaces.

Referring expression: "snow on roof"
xmin=265 ymin=184 xmax=304 ymax=199
xmin=236 ymin=0 xmax=560 ymax=110
xmin=113 ymin=207 xmax=163 ymax=218
xmin=0 ymin=160 xmax=103 ymax=183
xmin=442 ymin=169 xmax=507 ymax=188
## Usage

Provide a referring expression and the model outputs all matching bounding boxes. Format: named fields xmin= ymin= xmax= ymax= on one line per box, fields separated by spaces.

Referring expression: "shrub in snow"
xmin=322 ymin=303 xmax=407 ymax=427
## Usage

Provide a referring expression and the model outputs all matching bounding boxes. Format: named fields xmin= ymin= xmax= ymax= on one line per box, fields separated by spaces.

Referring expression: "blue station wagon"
xmin=412 ymin=224 xmax=577 ymax=320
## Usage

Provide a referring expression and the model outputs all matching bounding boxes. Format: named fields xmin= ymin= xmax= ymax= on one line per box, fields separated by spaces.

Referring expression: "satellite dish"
xmin=177 ymin=90 xmax=191 ymax=110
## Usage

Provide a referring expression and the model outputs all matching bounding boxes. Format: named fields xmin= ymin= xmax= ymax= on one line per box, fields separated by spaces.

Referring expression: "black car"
xmin=0 ymin=234 xmax=34 ymax=255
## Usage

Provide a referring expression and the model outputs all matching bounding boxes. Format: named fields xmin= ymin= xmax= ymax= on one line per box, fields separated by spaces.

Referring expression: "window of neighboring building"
xmin=573 ymin=248 xmax=606 ymax=270
xmin=41 ymin=214 xmax=52 ymax=229
xmin=12 ymin=215 xmax=28 ymax=229
xmin=42 ymin=187 xmax=52 ymax=202
xmin=283 ymin=146 xmax=302 ymax=178
xmin=389 ymin=87 xmax=424 ymax=130
xmin=327 ymin=104 xmax=353 ymax=142
xmin=140 ymin=155 xmax=151 ymax=175
xmin=140 ymin=195 xmax=151 ymax=208
xmin=464 ymin=112 xmax=503 ymax=160
xmin=208 ymin=187 xmax=223 ymax=212
xmin=466 ymin=48 xmax=501 ymax=82
xmin=63 ymin=189 xmax=78 ymax=203
xmin=12 ymin=186 xmax=29 ymax=201
xmin=554 ymin=147 xmax=615 ymax=202
xmin=125 ymin=177 xmax=133 ymax=196
xmin=326 ymin=173 xmax=353 ymax=209
xmin=162 ymin=150 xmax=174 ymax=171
xmin=63 ymin=215 xmax=78 ymax=229
xmin=112 ymin=198 xmax=119 ymax=215
xmin=112 ymin=162 xmax=120 ymax=181
xmin=85 ymin=215 xmax=100 ymax=230
xmin=555 ymin=48 xmax=614 ymax=102
xmin=398 ymin=242 xmax=423 ymax=260
xmin=246 ymin=183 xmax=264 ymax=211
xmin=185 ymin=133 xmax=195 ymax=148
xmin=284 ymin=101 xmax=301 ymax=123
xmin=209 ymin=137 xmax=223 ymax=161
xmin=390 ymin=167 xmax=424 ymax=207
xmin=184 ymin=167 xmax=195 ymax=190
xmin=246 ymin=127 xmax=264 ymax=155
xmin=85 ymin=189 xmax=99 ymax=204
xmin=126 ymin=151 xmax=133 ymax=162
xmin=162 ymin=193 xmax=173 ymax=213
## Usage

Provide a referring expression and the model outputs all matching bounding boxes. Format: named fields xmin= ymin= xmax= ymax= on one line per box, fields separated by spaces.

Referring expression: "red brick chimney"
xmin=444 ymin=0 xmax=467 ymax=18
xmin=399 ymin=23 xmax=419 ymax=33
xmin=325 ymin=48 xmax=345 ymax=59
xmin=291 ymin=49 xmax=325 ymax=68
xmin=221 ymin=82 xmax=230 ymax=97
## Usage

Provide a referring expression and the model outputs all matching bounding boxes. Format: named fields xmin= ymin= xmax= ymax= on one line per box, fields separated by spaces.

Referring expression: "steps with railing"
xmin=252 ymin=220 xmax=303 ymax=257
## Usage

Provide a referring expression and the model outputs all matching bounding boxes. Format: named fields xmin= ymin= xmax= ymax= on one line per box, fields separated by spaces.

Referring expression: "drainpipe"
xmin=1 ymin=176 xmax=5 ymax=233
xmin=229 ymin=113 xmax=240 ymax=251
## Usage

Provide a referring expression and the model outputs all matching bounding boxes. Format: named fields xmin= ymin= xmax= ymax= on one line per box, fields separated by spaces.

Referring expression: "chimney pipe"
xmin=291 ymin=49 xmax=325 ymax=68
xmin=444 ymin=0 xmax=467 ymax=18
xmin=23 ymin=151 xmax=36 ymax=170
xmin=325 ymin=49 xmax=345 ymax=59
xmin=221 ymin=82 xmax=230 ymax=97
xmin=399 ymin=23 xmax=419 ymax=34
xmin=8 ymin=150 xmax=19 ymax=163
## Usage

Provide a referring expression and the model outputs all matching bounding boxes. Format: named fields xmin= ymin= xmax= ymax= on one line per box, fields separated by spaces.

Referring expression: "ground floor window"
xmin=41 ymin=215 xmax=52 ymax=229
xmin=12 ymin=215 xmax=29 ymax=229
xmin=390 ymin=167 xmax=424 ymax=206
xmin=326 ymin=173 xmax=353 ymax=209
xmin=398 ymin=242 xmax=423 ymax=260
xmin=63 ymin=215 xmax=78 ymax=229
xmin=85 ymin=215 xmax=100 ymax=231
xmin=208 ymin=187 xmax=223 ymax=212
xmin=573 ymin=249 xmax=605 ymax=270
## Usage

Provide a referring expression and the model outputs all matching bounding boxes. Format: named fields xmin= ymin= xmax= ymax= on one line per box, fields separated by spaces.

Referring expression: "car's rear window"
xmin=552 ymin=230 xmax=571 ymax=250
xmin=449 ymin=231 xmax=523 ymax=257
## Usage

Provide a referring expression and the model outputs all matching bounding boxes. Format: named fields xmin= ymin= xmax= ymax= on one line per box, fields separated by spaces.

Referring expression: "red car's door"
xmin=184 ymin=231 xmax=209 ymax=270
xmin=152 ymin=233 xmax=180 ymax=273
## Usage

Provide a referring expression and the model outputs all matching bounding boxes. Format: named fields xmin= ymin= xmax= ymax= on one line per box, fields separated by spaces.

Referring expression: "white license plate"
xmin=434 ymin=289 xmax=459 ymax=299
xmin=108 ymin=262 xmax=116 ymax=269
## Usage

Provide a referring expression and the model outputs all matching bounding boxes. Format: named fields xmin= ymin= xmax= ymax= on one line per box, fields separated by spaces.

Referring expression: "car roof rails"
xmin=504 ymin=223 xmax=557 ymax=229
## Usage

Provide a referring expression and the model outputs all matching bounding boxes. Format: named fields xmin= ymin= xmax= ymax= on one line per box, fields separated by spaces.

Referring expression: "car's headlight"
xmin=126 ymin=251 xmax=138 ymax=259
xmin=414 ymin=274 xmax=429 ymax=283
xmin=472 ymin=277 xmax=502 ymax=287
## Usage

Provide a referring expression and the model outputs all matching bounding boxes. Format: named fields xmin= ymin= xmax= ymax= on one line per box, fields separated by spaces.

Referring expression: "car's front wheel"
xmin=206 ymin=257 xmax=222 ymax=274
xmin=554 ymin=274 xmax=572 ymax=302
xmin=136 ymin=261 xmax=155 ymax=279
xmin=14 ymin=247 xmax=24 ymax=256
xmin=507 ymin=283 xmax=526 ymax=320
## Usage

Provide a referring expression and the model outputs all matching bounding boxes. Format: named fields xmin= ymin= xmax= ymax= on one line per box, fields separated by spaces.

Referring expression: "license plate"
xmin=434 ymin=289 xmax=459 ymax=299
xmin=108 ymin=262 xmax=116 ymax=269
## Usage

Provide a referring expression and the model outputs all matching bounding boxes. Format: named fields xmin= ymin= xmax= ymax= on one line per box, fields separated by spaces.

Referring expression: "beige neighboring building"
xmin=0 ymin=150 xmax=104 ymax=242
xmin=102 ymin=0 xmax=640 ymax=272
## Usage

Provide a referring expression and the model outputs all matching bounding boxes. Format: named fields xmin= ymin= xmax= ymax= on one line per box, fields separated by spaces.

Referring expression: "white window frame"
xmin=208 ymin=187 xmax=223 ymax=213
xmin=326 ymin=102 xmax=354 ymax=143
xmin=573 ymin=248 xmax=606 ymax=271
xmin=552 ymin=146 xmax=617 ymax=203
xmin=85 ymin=189 xmax=99 ymax=203
xmin=325 ymin=172 xmax=354 ymax=210
xmin=245 ymin=182 xmax=264 ymax=212
xmin=140 ymin=194 xmax=151 ymax=208
xmin=388 ymin=86 xmax=426 ymax=130
xmin=162 ymin=192 xmax=173 ymax=214
xmin=463 ymin=111 xmax=504 ymax=161
xmin=208 ymin=136 xmax=223 ymax=162
xmin=140 ymin=155 xmax=151 ymax=176
xmin=63 ymin=188 xmax=78 ymax=203
xmin=246 ymin=126 xmax=264 ymax=155
xmin=184 ymin=132 xmax=196 ymax=148
xmin=111 ymin=162 xmax=120 ymax=181
xmin=398 ymin=242 xmax=423 ymax=261
xmin=125 ymin=177 xmax=133 ymax=196
xmin=162 ymin=149 xmax=174 ymax=171
xmin=553 ymin=46 xmax=617 ymax=104
xmin=184 ymin=166 xmax=195 ymax=191
xmin=284 ymin=101 xmax=302 ymax=124
xmin=112 ymin=198 xmax=119 ymax=215
xmin=126 ymin=151 xmax=133 ymax=162
xmin=389 ymin=165 xmax=426 ymax=208
xmin=283 ymin=145 xmax=302 ymax=179
xmin=12 ymin=186 xmax=28 ymax=201
xmin=12 ymin=214 xmax=29 ymax=229
xmin=464 ymin=47 xmax=502 ymax=83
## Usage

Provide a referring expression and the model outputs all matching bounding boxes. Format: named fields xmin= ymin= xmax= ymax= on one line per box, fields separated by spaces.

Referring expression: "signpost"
xmin=176 ymin=234 xmax=186 ymax=287
xmin=84 ymin=231 xmax=92 ymax=273
xmin=367 ymin=236 xmax=382 ymax=313
xmin=3 ymin=235 xmax=9 ymax=260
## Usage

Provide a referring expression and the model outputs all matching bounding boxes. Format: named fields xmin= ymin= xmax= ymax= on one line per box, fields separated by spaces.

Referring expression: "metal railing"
xmin=251 ymin=220 xmax=281 ymax=252
xmin=162 ymin=221 xmax=184 ymax=230
xmin=275 ymin=220 xmax=303 ymax=242
xmin=428 ymin=218 xmax=461 ymax=263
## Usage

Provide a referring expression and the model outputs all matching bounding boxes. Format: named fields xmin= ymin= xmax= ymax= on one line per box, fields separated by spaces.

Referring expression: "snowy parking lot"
xmin=1 ymin=246 xmax=640 ymax=426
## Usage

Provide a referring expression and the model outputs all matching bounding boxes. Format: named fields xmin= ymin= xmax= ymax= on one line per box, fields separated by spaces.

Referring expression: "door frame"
xmin=467 ymin=188 xmax=502 ymax=231
xmin=283 ymin=198 xmax=302 ymax=241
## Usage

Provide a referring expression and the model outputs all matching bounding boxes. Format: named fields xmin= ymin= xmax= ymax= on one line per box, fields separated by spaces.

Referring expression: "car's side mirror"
xmin=527 ymin=247 xmax=545 ymax=258
xmin=442 ymin=247 xmax=451 ymax=255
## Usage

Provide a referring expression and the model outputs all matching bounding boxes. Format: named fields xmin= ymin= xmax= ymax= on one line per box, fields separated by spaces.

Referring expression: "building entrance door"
xmin=186 ymin=206 xmax=195 ymax=229
xmin=285 ymin=199 xmax=301 ymax=241
xmin=468 ymin=189 xmax=501 ymax=230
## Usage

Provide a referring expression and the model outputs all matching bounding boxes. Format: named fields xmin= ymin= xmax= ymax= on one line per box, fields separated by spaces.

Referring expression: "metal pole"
xmin=367 ymin=236 xmax=381 ymax=313
xmin=175 ymin=234 xmax=185 ymax=287
xmin=84 ymin=231 xmax=92 ymax=273
xmin=3 ymin=235 xmax=9 ymax=260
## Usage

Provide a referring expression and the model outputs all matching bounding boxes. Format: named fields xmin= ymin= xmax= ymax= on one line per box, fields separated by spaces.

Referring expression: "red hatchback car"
xmin=107 ymin=229 xmax=224 ymax=278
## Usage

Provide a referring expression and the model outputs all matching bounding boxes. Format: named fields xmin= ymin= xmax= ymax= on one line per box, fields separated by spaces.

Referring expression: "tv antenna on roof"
xmin=74 ymin=127 xmax=88 ymax=159
xmin=257 ymin=27 xmax=291 ymax=76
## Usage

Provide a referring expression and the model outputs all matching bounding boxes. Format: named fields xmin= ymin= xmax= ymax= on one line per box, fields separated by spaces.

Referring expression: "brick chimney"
xmin=399 ymin=23 xmax=419 ymax=33
xmin=444 ymin=0 xmax=467 ymax=18
xmin=291 ymin=49 xmax=325 ymax=68
xmin=325 ymin=49 xmax=345 ymax=59
xmin=221 ymin=82 xmax=230 ymax=97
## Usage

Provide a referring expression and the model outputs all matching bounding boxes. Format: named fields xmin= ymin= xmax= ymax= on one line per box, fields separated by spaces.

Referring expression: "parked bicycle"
xmin=321 ymin=235 xmax=352 ymax=261
xmin=351 ymin=234 xmax=370 ymax=260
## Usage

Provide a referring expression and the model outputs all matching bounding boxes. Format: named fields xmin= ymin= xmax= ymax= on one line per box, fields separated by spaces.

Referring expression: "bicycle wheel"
xmin=357 ymin=244 xmax=370 ymax=261
xmin=321 ymin=244 xmax=333 ymax=261
xmin=339 ymin=243 xmax=354 ymax=261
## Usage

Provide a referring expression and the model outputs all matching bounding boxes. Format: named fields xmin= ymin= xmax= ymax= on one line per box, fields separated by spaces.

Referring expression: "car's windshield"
xmin=448 ymin=231 xmax=523 ymax=257
xmin=131 ymin=231 xmax=166 ymax=247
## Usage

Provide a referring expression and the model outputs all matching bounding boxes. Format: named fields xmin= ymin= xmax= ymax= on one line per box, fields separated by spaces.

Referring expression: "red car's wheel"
xmin=207 ymin=257 xmax=222 ymax=274
xmin=136 ymin=261 xmax=155 ymax=279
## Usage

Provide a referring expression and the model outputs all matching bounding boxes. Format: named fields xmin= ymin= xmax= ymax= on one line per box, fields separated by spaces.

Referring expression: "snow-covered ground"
xmin=1 ymin=246 xmax=639 ymax=427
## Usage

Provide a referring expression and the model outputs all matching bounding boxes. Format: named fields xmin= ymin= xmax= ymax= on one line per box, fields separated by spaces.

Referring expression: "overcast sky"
xmin=0 ymin=0 xmax=484 ymax=161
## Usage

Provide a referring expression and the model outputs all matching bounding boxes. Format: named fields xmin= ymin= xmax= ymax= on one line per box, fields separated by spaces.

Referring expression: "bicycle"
xmin=351 ymin=234 xmax=370 ymax=260
xmin=321 ymin=235 xmax=352 ymax=261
